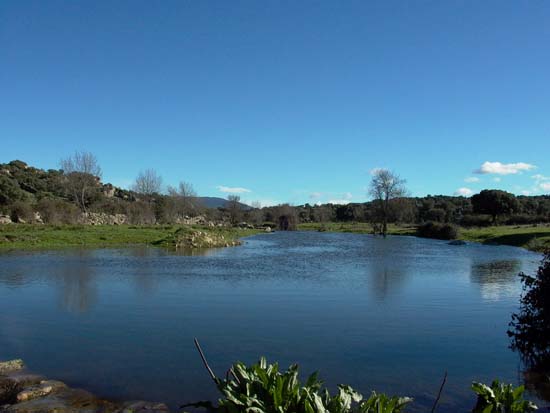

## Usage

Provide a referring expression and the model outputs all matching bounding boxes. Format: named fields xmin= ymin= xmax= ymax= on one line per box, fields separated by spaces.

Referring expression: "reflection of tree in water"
xmin=508 ymin=253 xmax=550 ymax=402
xmin=59 ymin=250 xmax=97 ymax=313
xmin=470 ymin=260 xmax=521 ymax=301
xmin=0 ymin=271 xmax=25 ymax=288
xmin=366 ymin=239 xmax=408 ymax=299
xmin=129 ymin=246 xmax=157 ymax=295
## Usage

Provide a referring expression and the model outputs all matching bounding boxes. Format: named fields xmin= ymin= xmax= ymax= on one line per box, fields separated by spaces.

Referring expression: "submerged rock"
xmin=118 ymin=400 xmax=170 ymax=412
xmin=448 ymin=240 xmax=466 ymax=246
xmin=0 ymin=360 xmax=172 ymax=413
xmin=17 ymin=380 xmax=67 ymax=402
xmin=4 ymin=388 xmax=116 ymax=413
xmin=0 ymin=361 xmax=24 ymax=375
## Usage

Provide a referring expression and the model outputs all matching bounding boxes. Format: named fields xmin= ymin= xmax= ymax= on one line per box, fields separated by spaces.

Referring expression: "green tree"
xmin=471 ymin=189 xmax=519 ymax=224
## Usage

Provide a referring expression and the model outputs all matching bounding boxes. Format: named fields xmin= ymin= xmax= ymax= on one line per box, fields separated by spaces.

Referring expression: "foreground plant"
xmin=188 ymin=340 xmax=539 ymax=413
xmin=472 ymin=380 xmax=538 ymax=413
xmin=206 ymin=357 xmax=411 ymax=413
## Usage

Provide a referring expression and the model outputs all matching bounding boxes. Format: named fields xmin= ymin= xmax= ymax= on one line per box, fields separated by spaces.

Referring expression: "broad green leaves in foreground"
xmin=188 ymin=356 xmax=539 ymax=413
xmin=472 ymin=380 xmax=538 ymax=413
xmin=211 ymin=357 xmax=412 ymax=413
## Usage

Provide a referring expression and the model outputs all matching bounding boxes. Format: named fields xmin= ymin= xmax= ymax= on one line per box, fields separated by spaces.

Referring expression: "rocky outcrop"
xmin=0 ymin=216 xmax=12 ymax=225
xmin=172 ymin=229 xmax=241 ymax=249
xmin=0 ymin=360 xmax=170 ymax=413
xmin=80 ymin=213 xmax=128 ymax=226
xmin=0 ymin=361 xmax=23 ymax=374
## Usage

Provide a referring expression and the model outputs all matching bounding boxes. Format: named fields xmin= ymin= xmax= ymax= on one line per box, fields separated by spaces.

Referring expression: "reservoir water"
xmin=0 ymin=232 xmax=543 ymax=411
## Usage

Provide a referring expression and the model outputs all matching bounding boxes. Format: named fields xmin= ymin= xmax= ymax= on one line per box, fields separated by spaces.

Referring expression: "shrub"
xmin=9 ymin=201 xmax=34 ymax=223
xmin=460 ymin=214 xmax=493 ymax=227
xmin=417 ymin=222 xmax=458 ymax=240
xmin=506 ymin=214 xmax=549 ymax=225
xmin=126 ymin=201 xmax=156 ymax=225
xmin=37 ymin=198 xmax=80 ymax=224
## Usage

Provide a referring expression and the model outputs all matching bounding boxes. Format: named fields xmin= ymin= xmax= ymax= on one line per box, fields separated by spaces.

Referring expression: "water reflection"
xmin=470 ymin=260 xmax=521 ymax=301
xmin=58 ymin=250 xmax=97 ymax=313
xmin=368 ymin=258 xmax=407 ymax=299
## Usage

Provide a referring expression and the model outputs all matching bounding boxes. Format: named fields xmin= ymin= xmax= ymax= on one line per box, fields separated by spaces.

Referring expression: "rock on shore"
xmin=0 ymin=360 xmax=170 ymax=413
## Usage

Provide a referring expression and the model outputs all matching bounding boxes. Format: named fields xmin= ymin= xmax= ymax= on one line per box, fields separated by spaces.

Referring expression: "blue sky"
xmin=1 ymin=1 xmax=549 ymax=206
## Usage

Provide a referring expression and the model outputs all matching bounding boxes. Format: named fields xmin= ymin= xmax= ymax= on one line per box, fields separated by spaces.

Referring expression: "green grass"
xmin=298 ymin=222 xmax=417 ymax=236
xmin=460 ymin=225 xmax=550 ymax=252
xmin=3 ymin=223 xmax=549 ymax=253
xmin=298 ymin=222 xmax=550 ymax=252
xmin=0 ymin=224 xmax=261 ymax=251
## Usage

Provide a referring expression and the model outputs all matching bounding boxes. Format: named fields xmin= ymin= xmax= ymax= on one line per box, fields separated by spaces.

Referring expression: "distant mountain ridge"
xmin=195 ymin=196 xmax=251 ymax=210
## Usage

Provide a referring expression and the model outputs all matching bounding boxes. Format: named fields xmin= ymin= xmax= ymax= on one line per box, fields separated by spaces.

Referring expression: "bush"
xmin=126 ymin=201 xmax=156 ymax=225
xmin=9 ymin=201 xmax=34 ymax=223
xmin=460 ymin=214 xmax=493 ymax=227
xmin=506 ymin=214 xmax=549 ymax=225
xmin=417 ymin=222 xmax=458 ymax=240
xmin=37 ymin=198 xmax=80 ymax=224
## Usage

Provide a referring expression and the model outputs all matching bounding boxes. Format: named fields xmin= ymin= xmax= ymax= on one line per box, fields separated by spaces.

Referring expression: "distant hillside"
xmin=195 ymin=196 xmax=251 ymax=210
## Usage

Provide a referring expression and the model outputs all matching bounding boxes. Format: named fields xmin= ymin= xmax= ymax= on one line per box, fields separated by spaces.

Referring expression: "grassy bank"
xmin=298 ymin=222 xmax=417 ymax=236
xmin=460 ymin=225 xmax=550 ymax=252
xmin=0 ymin=224 xmax=261 ymax=251
xmin=298 ymin=222 xmax=550 ymax=252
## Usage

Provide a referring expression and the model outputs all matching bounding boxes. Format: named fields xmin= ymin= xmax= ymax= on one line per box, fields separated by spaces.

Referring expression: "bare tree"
xmin=167 ymin=181 xmax=198 ymax=219
xmin=369 ymin=169 xmax=407 ymax=237
xmin=247 ymin=201 xmax=264 ymax=226
xmin=133 ymin=169 xmax=162 ymax=196
xmin=60 ymin=151 xmax=102 ymax=212
xmin=227 ymin=195 xmax=242 ymax=225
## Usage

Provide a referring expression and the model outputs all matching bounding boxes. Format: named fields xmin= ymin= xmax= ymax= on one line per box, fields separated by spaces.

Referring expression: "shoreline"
xmin=0 ymin=359 xmax=170 ymax=413
xmin=0 ymin=224 xmax=264 ymax=252
xmin=1 ymin=223 xmax=549 ymax=253
xmin=298 ymin=222 xmax=550 ymax=253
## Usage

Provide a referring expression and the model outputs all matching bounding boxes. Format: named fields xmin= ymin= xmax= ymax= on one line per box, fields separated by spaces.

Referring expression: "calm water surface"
xmin=0 ymin=232 xmax=544 ymax=411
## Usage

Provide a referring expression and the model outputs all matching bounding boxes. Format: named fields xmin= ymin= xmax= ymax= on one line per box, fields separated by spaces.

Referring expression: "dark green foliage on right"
xmin=509 ymin=252 xmax=550 ymax=368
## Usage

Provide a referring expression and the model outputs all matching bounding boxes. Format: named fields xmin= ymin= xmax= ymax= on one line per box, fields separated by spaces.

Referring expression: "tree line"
xmin=1 ymin=154 xmax=549 ymax=229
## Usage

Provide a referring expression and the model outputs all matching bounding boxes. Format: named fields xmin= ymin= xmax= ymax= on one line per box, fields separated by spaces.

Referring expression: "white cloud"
xmin=474 ymin=161 xmax=536 ymax=175
xmin=540 ymin=182 xmax=550 ymax=192
xmin=532 ymin=174 xmax=550 ymax=182
xmin=343 ymin=192 xmax=353 ymax=200
xmin=242 ymin=199 xmax=279 ymax=207
xmin=309 ymin=192 xmax=322 ymax=200
xmin=328 ymin=199 xmax=351 ymax=205
xmin=465 ymin=177 xmax=480 ymax=183
xmin=493 ymin=177 xmax=501 ymax=182
xmin=521 ymin=190 xmax=532 ymax=196
xmin=217 ymin=185 xmax=252 ymax=194
xmin=454 ymin=187 xmax=474 ymax=196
